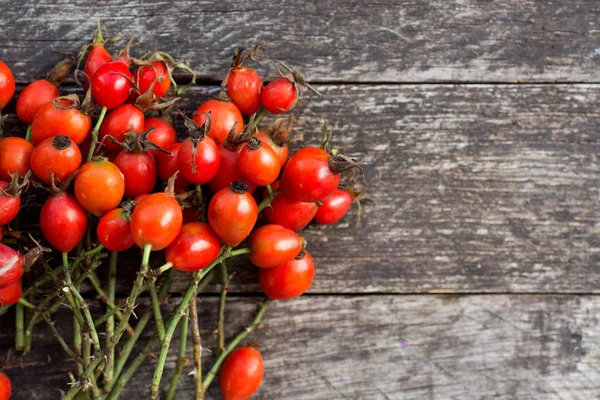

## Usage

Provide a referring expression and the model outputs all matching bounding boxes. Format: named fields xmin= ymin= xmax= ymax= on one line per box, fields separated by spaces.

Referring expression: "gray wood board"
xmin=5 ymin=83 xmax=600 ymax=294
xmin=3 ymin=1 xmax=600 ymax=84
xmin=1 ymin=295 xmax=599 ymax=399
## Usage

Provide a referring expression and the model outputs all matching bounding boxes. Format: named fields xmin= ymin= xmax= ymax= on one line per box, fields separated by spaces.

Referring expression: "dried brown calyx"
xmin=46 ymin=56 xmax=75 ymax=86
xmin=246 ymin=137 xmax=262 ymax=150
xmin=181 ymin=111 xmax=211 ymax=173
xmin=120 ymin=127 xmax=171 ymax=155
xmin=1 ymin=171 xmax=31 ymax=198
xmin=223 ymin=115 xmax=258 ymax=151
xmin=222 ymin=45 xmax=264 ymax=88
xmin=268 ymin=114 xmax=295 ymax=147
xmin=275 ymin=60 xmax=321 ymax=96
xmin=328 ymin=154 xmax=364 ymax=176
xmin=53 ymin=91 xmax=95 ymax=115
xmin=140 ymin=51 xmax=197 ymax=96
xmin=230 ymin=180 xmax=250 ymax=194
xmin=121 ymin=200 xmax=136 ymax=217
xmin=295 ymin=238 xmax=308 ymax=260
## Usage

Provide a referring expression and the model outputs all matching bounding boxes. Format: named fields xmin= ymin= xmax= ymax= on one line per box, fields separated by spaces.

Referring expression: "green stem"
xmin=217 ymin=261 xmax=228 ymax=356
xmin=87 ymin=106 xmax=107 ymax=161
xmin=150 ymin=248 xmax=231 ymax=399
xmin=88 ymin=270 xmax=134 ymax=335
xmin=149 ymin=275 xmax=166 ymax=341
xmin=83 ymin=244 xmax=104 ymax=257
xmin=105 ymin=251 xmax=118 ymax=387
xmin=74 ymin=318 xmax=83 ymax=376
xmin=190 ymin=293 xmax=202 ymax=399
xmin=25 ymin=125 xmax=32 ymax=142
xmin=165 ymin=307 xmax=189 ymax=400
xmin=201 ymin=299 xmax=272 ymax=394
xmin=250 ymin=107 xmax=267 ymax=130
xmin=23 ymin=263 xmax=96 ymax=354
xmin=105 ymin=268 xmax=176 ymax=395
xmin=157 ymin=262 xmax=173 ymax=274
xmin=230 ymin=248 xmax=251 ymax=257
xmin=258 ymin=189 xmax=279 ymax=212
xmin=65 ymin=244 xmax=152 ymax=400
xmin=266 ymin=184 xmax=273 ymax=195
xmin=62 ymin=252 xmax=85 ymax=377
xmin=15 ymin=302 xmax=24 ymax=351
xmin=18 ymin=298 xmax=36 ymax=309
xmin=63 ymin=252 xmax=101 ymax=352
xmin=107 ymin=270 xmax=215 ymax=400
xmin=40 ymin=312 xmax=81 ymax=364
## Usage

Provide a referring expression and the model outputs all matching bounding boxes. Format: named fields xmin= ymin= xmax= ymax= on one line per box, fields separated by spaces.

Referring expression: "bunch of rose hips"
xmin=0 ymin=24 xmax=362 ymax=400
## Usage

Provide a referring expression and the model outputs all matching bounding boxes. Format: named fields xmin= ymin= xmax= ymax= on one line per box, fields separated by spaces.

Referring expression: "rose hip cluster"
xmin=0 ymin=25 xmax=361 ymax=400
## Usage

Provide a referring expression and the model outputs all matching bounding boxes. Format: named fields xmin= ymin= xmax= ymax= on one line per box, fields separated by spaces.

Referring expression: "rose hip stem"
xmin=190 ymin=294 xmax=203 ymax=400
xmin=250 ymin=107 xmax=268 ymax=130
xmin=200 ymin=298 xmax=272 ymax=396
xmin=165 ymin=303 xmax=191 ymax=400
xmin=149 ymin=246 xmax=251 ymax=399
xmin=217 ymin=260 xmax=229 ymax=357
xmin=98 ymin=250 xmax=117 ymax=382
xmin=15 ymin=302 xmax=24 ymax=350
xmin=63 ymin=243 xmax=154 ymax=400
xmin=258 ymin=187 xmax=279 ymax=212
xmin=87 ymin=106 xmax=108 ymax=161
xmin=107 ymin=269 xmax=215 ymax=400
xmin=104 ymin=269 xmax=176 ymax=395
xmin=62 ymin=252 xmax=101 ymax=352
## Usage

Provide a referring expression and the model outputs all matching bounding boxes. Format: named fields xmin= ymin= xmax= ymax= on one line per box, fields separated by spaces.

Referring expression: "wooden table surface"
xmin=2 ymin=1 xmax=600 ymax=399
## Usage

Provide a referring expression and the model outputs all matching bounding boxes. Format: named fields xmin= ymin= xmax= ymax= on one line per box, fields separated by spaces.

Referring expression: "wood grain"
xmin=1 ymin=295 xmax=599 ymax=399
xmin=5 ymin=83 xmax=600 ymax=294
xmin=3 ymin=0 xmax=600 ymax=84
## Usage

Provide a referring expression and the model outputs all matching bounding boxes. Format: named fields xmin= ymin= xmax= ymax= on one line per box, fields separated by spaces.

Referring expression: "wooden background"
xmin=2 ymin=0 xmax=600 ymax=398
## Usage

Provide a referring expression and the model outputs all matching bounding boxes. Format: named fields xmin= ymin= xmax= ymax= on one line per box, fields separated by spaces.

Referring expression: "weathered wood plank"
xmin=1 ymin=295 xmax=599 ymax=399
xmin=3 ymin=0 xmax=600 ymax=83
xmin=5 ymin=83 xmax=600 ymax=293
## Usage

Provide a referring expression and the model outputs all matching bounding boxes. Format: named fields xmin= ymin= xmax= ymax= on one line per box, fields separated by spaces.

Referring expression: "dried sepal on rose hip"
xmin=177 ymin=111 xmax=221 ymax=185
xmin=237 ymin=136 xmax=281 ymax=187
xmin=113 ymin=128 xmax=170 ymax=198
xmin=0 ymin=171 xmax=30 ymax=226
xmin=256 ymin=114 xmax=295 ymax=167
xmin=279 ymin=122 xmax=363 ymax=203
xmin=143 ymin=106 xmax=177 ymax=157
xmin=98 ymin=104 xmax=145 ymax=153
xmin=224 ymin=46 xmax=264 ymax=115
xmin=193 ymin=91 xmax=244 ymax=144
xmin=209 ymin=121 xmax=259 ymax=194
xmin=75 ymin=18 xmax=114 ymax=88
xmin=261 ymin=61 xmax=321 ymax=114
xmin=31 ymin=93 xmax=93 ymax=145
